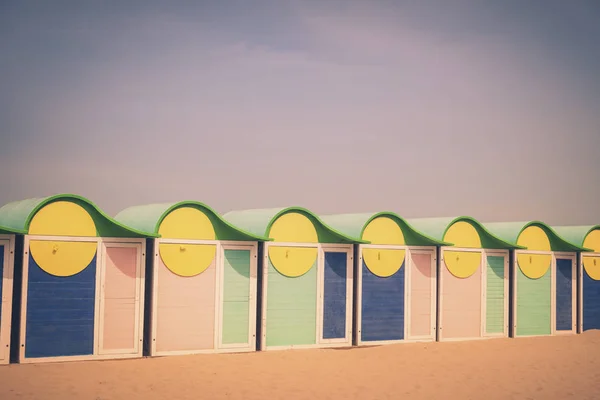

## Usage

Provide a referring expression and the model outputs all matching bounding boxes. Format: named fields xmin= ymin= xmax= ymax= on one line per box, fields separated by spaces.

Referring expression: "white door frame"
xmin=579 ymin=252 xmax=600 ymax=333
xmin=19 ymin=235 xmax=146 ymax=364
xmin=260 ymin=242 xmax=353 ymax=351
xmin=355 ymin=245 xmax=437 ymax=346
xmin=512 ymin=250 xmax=576 ymax=338
xmin=97 ymin=241 xmax=144 ymax=356
xmin=318 ymin=245 xmax=353 ymax=346
xmin=0 ymin=236 xmax=15 ymax=364
xmin=217 ymin=243 xmax=258 ymax=352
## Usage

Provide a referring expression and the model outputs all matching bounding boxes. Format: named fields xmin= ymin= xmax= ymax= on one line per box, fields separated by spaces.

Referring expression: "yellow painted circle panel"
xmin=583 ymin=229 xmax=600 ymax=253
xmin=159 ymin=243 xmax=216 ymax=277
xmin=268 ymin=246 xmax=317 ymax=277
xmin=269 ymin=212 xmax=318 ymax=243
xmin=444 ymin=250 xmax=481 ymax=278
xmin=363 ymin=248 xmax=405 ymax=277
xmin=583 ymin=256 xmax=600 ymax=281
xmin=517 ymin=226 xmax=551 ymax=251
xmin=517 ymin=253 xmax=551 ymax=279
xmin=158 ymin=207 xmax=215 ymax=240
xmin=362 ymin=217 xmax=405 ymax=245
xmin=30 ymin=240 xmax=97 ymax=277
xmin=29 ymin=201 xmax=96 ymax=236
xmin=443 ymin=221 xmax=481 ymax=248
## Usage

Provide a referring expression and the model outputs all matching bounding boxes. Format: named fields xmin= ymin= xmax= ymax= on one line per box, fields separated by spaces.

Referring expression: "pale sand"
xmin=1 ymin=331 xmax=600 ymax=400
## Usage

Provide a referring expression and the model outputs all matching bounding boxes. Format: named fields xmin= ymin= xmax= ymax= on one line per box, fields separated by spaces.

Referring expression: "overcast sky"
xmin=1 ymin=0 xmax=599 ymax=225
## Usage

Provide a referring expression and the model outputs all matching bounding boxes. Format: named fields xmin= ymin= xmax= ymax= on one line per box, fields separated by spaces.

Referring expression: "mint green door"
xmin=221 ymin=247 xmax=255 ymax=348
xmin=485 ymin=255 xmax=506 ymax=335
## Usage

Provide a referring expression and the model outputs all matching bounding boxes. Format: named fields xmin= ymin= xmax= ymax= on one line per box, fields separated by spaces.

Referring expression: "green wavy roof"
xmin=222 ymin=207 xmax=368 ymax=244
xmin=0 ymin=194 xmax=155 ymax=238
xmin=0 ymin=225 xmax=25 ymax=235
xmin=405 ymin=216 xmax=523 ymax=249
xmin=548 ymin=225 xmax=600 ymax=250
xmin=115 ymin=201 xmax=267 ymax=241
xmin=320 ymin=212 xmax=448 ymax=246
xmin=482 ymin=221 xmax=591 ymax=252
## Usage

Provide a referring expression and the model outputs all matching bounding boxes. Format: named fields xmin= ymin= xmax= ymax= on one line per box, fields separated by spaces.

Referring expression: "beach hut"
xmin=553 ymin=225 xmax=599 ymax=332
xmin=223 ymin=207 xmax=365 ymax=351
xmin=321 ymin=212 xmax=446 ymax=345
xmin=406 ymin=217 xmax=520 ymax=342
xmin=0 ymin=194 xmax=153 ymax=364
xmin=484 ymin=221 xmax=587 ymax=337
xmin=115 ymin=201 xmax=266 ymax=356
xmin=0 ymin=225 xmax=22 ymax=364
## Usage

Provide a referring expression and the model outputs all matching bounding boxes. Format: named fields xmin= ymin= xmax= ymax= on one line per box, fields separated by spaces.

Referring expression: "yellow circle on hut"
xmin=442 ymin=221 xmax=482 ymax=279
xmin=443 ymin=251 xmax=482 ymax=279
xmin=268 ymin=212 xmax=318 ymax=277
xmin=29 ymin=201 xmax=98 ymax=277
xmin=444 ymin=221 xmax=482 ymax=248
xmin=158 ymin=207 xmax=217 ymax=277
xmin=583 ymin=229 xmax=600 ymax=281
xmin=517 ymin=225 xmax=551 ymax=279
xmin=362 ymin=216 xmax=406 ymax=278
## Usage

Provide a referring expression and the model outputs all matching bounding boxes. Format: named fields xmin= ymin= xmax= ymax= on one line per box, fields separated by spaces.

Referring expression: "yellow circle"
xmin=29 ymin=201 xmax=97 ymax=277
xmin=444 ymin=250 xmax=481 ymax=278
xmin=362 ymin=248 xmax=406 ymax=277
xmin=269 ymin=212 xmax=318 ymax=243
xmin=583 ymin=256 xmax=600 ymax=280
xmin=29 ymin=201 xmax=97 ymax=237
xmin=268 ymin=212 xmax=318 ymax=277
xmin=362 ymin=217 xmax=405 ymax=277
xmin=30 ymin=240 xmax=97 ymax=277
xmin=583 ymin=229 xmax=600 ymax=253
xmin=159 ymin=243 xmax=216 ymax=277
xmin=362 ymin=217 xmax=405 ymax=245
xmin=443 ymin=221 xmax=482 ymax=248
xmin=268 ymin=246 xmax=318 ymax=277
xmin=158 ymin=207 xmax=215 ymax=240
xmin=158 ymin=207 xmax=216 ymax=277
xmin=517 ymin=226 xmax=551 ymax=279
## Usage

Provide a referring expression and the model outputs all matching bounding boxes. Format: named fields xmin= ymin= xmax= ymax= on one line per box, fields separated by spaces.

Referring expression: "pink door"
xmin=98 ymin=243 xmax=142 ymax=355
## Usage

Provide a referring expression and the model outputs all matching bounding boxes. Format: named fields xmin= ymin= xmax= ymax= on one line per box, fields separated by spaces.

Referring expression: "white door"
xmin=217 ymin=244 xmax=258 ymax=351
xmin=97 ymin=242 xmax=144 ymax=356
xmin=0 ymin=239 xmax=12 ymax=363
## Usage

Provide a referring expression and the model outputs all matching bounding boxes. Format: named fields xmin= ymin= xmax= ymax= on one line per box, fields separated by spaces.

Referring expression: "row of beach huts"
xmin=0 ymin=194 xmax=598 ymax=364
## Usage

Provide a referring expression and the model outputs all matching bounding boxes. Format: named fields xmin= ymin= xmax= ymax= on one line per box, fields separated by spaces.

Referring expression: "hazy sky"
xmin=1 ymin=0 xmax=599 ymax=225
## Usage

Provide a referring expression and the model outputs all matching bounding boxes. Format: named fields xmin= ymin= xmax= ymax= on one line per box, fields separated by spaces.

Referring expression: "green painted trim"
xmin=443 ymin=217 xmax=524 ymax=249
xmin=0 ymin=194 xmax=156 ymax=238
xmin=406 ymin=216 xmax=524 ymax=249
xmin=224 ymin=207 xmax=368 ymax=244
xmin=553 ymin=225 xmax=600 ymax=249
xmin=158 ymin=202 xmax=268 ymax=241
xmin=484 ymin=221 xmax=592 ymax=252
xmin=116 ymin=201 xmax=269 ymax=241
xmin=362 ymin=212 xmax=451 ymax=246
xmin=265 ymin=207 xmax=367 ymax=244
xmin=0 ymin=225 xmax=25 ymax=235
xmin=321 ymin=212 xmax=449 ymax=246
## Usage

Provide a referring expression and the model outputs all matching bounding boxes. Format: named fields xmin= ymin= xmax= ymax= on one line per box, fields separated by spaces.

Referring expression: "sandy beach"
xmin=1 ymin=331 xmax=599 ymax=400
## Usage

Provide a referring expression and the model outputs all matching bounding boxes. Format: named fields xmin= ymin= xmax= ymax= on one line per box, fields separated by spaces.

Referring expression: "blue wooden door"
xmin=25 ymin=252 xmax=97 ymax=358
xmin=583 ymin=262 xmax=600 ymax=331
xmin=322 ymin=251 xmax=348 ymax=340
xmin=0 ymin=243 xmax=4 ymax=361
xmin=555 ymin=258 xmax=573 ymax=332
xmin=361 ymin=259 xmax=405 ymax=342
